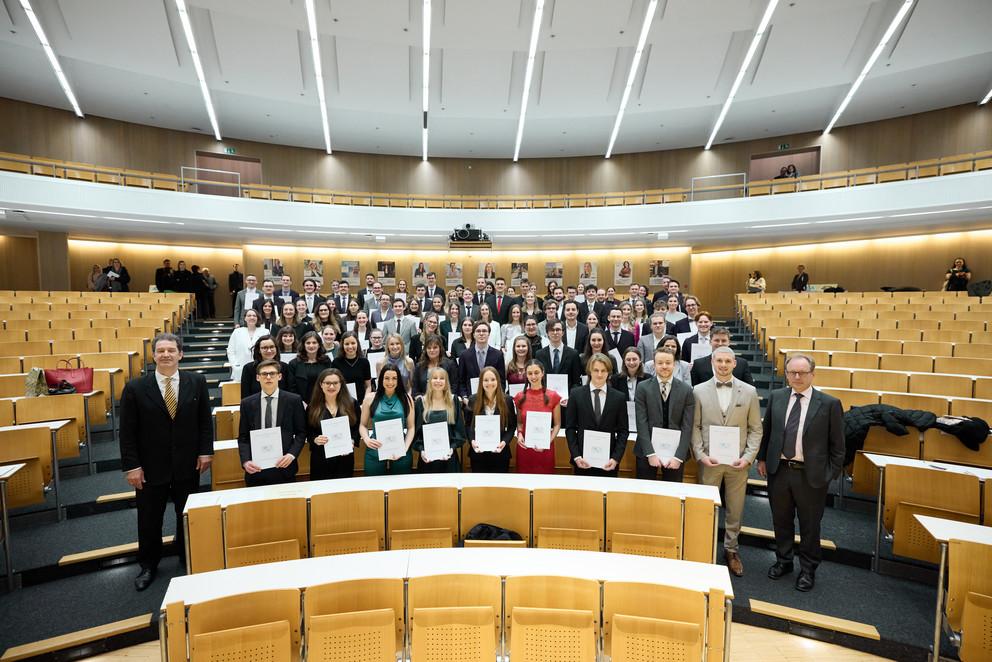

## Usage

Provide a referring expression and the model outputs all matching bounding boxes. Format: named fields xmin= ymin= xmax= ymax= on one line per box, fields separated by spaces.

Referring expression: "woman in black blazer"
xmin=465 ymin=367 xmax=518 ymax=473
xmin=305 ymin=367 xmax=360 ymax=480
xmin=240 ymin=335 xmax=291 ymax=398
xmin=610 ymin=346 xmax=650 ymax=401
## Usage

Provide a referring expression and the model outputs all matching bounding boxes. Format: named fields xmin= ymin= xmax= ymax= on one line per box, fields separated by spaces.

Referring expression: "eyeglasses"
xmin=258 ymin=372 xmax=280 ymax=378
xmin=786 ymin=371 xmax=812 ymax=378
xmin=322 ymin=380 xmax=341 ymax=387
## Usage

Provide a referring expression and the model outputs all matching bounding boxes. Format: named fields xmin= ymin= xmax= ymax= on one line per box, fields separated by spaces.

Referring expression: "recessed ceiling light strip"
xmin=704 ymin=0 xmax=779 ymax=150
xmin=174 ymin=0 xmax=222 ymax=140
xmin=604 ymin=0 xmax=659 ymax=159
xmin=422 ymin=0 xmax=431 ymax=161
xmin=304 ymin=0 xmax=333 ymax=154
xmin=19 ymin=0 xmax=83 ymax=117
xmin=823 ymin=0 xmax=915 ymax=134
xmin=512 ymin=0 xmax=546 ymax=162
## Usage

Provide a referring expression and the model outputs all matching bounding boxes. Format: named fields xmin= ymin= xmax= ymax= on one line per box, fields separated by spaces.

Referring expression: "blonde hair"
xmin=422 ymin=367 xmax=455 ymax=421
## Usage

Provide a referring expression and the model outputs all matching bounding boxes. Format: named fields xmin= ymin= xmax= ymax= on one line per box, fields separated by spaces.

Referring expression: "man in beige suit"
xmin=692 ymin=346 xmax=762 ymax=577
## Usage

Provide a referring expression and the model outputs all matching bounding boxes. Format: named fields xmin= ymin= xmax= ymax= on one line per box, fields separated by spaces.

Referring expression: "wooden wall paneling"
xmin=0 ymin=233 xmax=41 ymax=291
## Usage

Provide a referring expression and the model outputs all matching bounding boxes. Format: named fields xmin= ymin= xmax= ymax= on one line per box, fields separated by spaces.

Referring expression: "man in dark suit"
xmin=251 ymin=279 xmax=278 ymax=313
xmin=791 ymin=264 xmax=810 ymax=292
xmin=673 ymin=296 xmax=701 ymax=335
xmin=228 ymin=263 xmax=244 ymax=310
xmin=565 ymin=353 xmax=628 ymax=476
xmin=560 ymin=301 xmax=589 ymax=352
xmin=634 ymin=346 xmax=695 ymax=481
xmin=238 ymin=360 xmax=307 ymax=486
xmin=154 ymin=259 xmax=175 ymax=293
xmin=424 ymin=272 xmax=445 ymax=301
xmin=472 ymin=277 xmax=489 ymax=306
xmin=681 ymin=312 xmax=714 ymax=361
xmin=689 ymin=326 xmax=754 ymax=386
xmin=535 ymin=319 xmax=583 ymax=393
xmin=335 ymin=281 xmax=354 ymax=314
xmin=486 ymin=277 xmax=516 ymax=325
xmin=300 ymin=278 xmax=326 ymax=315
xmin=577 ymin=284 xmax=602 ymax=321
xmin=758 ymin=353 xmax=845 ymax=591
xmin=120 ymin=333 xmax=212 ymax=591
xmin=456 ymin=321 xmax=506 ymax=399
xmin=277 ymin=275 xmax=300 ymax=306
xmin=653 ymin=279 xmax=685 ymax=312
xmin=357 ymin=273 xmax=377 ymax=308
xmin=604 ymin=308 xmax=635 ymax=354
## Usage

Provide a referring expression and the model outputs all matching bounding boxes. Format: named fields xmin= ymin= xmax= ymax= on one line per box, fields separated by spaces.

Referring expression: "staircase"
xmin=178 ymin=319 xmax=235 ymax=406
xmin=717 ymin=317 xmax=775 ymax=401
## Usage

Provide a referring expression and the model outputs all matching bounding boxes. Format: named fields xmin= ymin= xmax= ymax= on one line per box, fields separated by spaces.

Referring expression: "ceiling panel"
xmin=209 ymin=9 xmax=305 ymax=98
xmin=334 ymin=36 xmax=413 ymax=110
xmin=439 ymin=49 xmax=514 ymax=116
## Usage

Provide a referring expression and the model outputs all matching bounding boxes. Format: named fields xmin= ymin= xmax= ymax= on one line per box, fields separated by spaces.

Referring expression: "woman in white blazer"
xmin=479 ymin=303 xmax=502 ymax=351
xmin=227 ymin=308 xmax=267 ymax=380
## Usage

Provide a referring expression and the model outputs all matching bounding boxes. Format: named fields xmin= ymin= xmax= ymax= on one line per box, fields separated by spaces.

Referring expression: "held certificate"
xmin=626 ymin=401 xmax=637 ymax=431
xmin=546 ymin=374 xmax=569 ymax=399
xmin=346 ymin=383 xmax=357 ymax=399
xmin=374 ymin=418 xmax=406 ymax=461
xmin=524 ymin=410 xmax=553 ymax=450
xmin=651 ymin=428 xmax=681 ymax=463
xmin=582 ymin=430 xmax=612 ymax=469
xmin=421 ymin=421 xmax=450 ymax=462
xmin=320 ymin=416 xmax=354 ymax=458
xmin=249 ymin=428 xmax=283 ymax=470
xmin=474 ymin=415 xmax=501 ymax=452
xmin=709 ymin=425 xmax=741 ymax=465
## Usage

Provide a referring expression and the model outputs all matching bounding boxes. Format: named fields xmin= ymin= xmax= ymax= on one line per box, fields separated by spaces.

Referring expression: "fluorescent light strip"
xmin=512 ymin=0 xmax=546 ymax=162
xmin=704 ymin=0 xmax=779 ymax=150
xmin=605 ymin=0 xmax=658 ymax=159
xmin=104 ymin=216 xmax=183 ymax=225
xmin=174 ymin=0 xmax=222 ymax=141
xmin=239 ymin=226 xmax=287 ymax=232
xmin=19 ymin=208 xmax=98 ymax=218
xmin=823 ymin=0 xmax=914 ymax=135
xmin=422 ymin=0 xmax=431 ymax=161
xmin=751 ymin=222 xmax=810 ymax=228
xmin=295 ymin=230 xmax=346 ymax=235
xmin=19 ymin=0 xmax=83 ymax=117
xmin=304 ymin=0 xmax=332 ymax=154
xmin=890 ymin=208 xmax=968 ymax=218
xmin=814 ymin=215 xmax=884 ymax=224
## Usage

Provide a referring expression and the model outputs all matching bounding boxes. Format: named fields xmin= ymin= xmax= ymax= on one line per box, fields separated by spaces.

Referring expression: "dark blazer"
xmin=333 ymin=294 xmax=354 ymax=314
xmin=154 ymin=267 xmax=174 ymax=293
xmin=610 ymin=373 xmax=651 ymax=402
xmin=578 ymin=300 xmax=606 ymax=322
xmin=485 ymin=294 xmax=517 ymax=325
xmin=564 ymin=384 xmax=629 ymax=464
xmin=690 ymin=354 xmax=754 ymax=387
xmin=535 ymin=344 xmax=583 ymax=392
xmin=604 ymin=327 xmax=636 ymax=355
xmin=633 ymin=377 xmax=694 ymax=460
xmin=240 ymin=360 xmax=291 ymax=398
xmin=673 ymin=317 xmax=695 ymax=335
xmin=276 ymin=289 xmax=300 ymax=305
xmin=119 ymin=371 xmax=212 ymax=485
xmin=237 ymin=389 xmax=307 ymax=464
xmin=228 ymin=270 xmax=244 ymax=294
xmin=172 ymin=269 xmax=192 ymax=293
xmin=641 ymin=320 xmax=677 ymax=338
xmin=299 ymin=293 xmax=326 ymax=315
xmin=562 ymin=321 xmax=589 ymax=352
xmin=680 ymin=334 xmax=711 ymax=362
xmin=101 ymin=265 xmax=132 ymax=292
xmin=251 ymin=295 xmax=280 ymax=314
xmin=758 ymin=388 xmax=845 ymax=488
xmin=456 ymin=345 xmax=507 ymax=398
xmin=424 ymin=285 xmax=445 ymax=301
xmin=652 ymin=291 xmax=684 ymax=312
xmin=791 ymin=272 xmax=810 ymax=292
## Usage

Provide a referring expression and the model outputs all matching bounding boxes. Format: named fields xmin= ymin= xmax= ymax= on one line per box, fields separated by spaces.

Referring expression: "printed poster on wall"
xmin=478 ymin=261 xmax=497 ymax=280
xmin=303 ymin=259 xmax=324 ymax=287
xmin=412 ymin=261 xmax=430 ymax=282
xmin=614 ymin=260 xmax=633 ymax=286
xmin=377 ymin=261 xmax=396 ymax=286
xmin=444 ymin=262 xmax=463 ymax=286
xmin=510 ymin=262 xmax=529 ymax=287
xmin=262 ymin=258 xmax=284 ymax=279
xmin=578 ymin=261 xmax=597 ymax=287
xmin=340 ymin=260 xmax=360 ymax=286
xmin=648 ymin=260 xmax=671 ymax=286
xmin=544 ymin=262 xmax=564 ymax=285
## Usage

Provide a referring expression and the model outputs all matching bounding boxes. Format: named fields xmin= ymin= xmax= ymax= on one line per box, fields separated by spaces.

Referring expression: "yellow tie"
xmin=164 ymin=377 xmax=177 ymax=419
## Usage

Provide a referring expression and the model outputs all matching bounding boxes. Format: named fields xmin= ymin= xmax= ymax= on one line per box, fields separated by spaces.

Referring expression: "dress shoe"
xmin=768 ymin=561 xmax=794 ymax=579
xmin=134 ymin=568 xmax=156 ymax=592
xmin=795 ymin=570 xmax=815 ymax=592
xmin=725 ymin=551 xmax=744 ymax=577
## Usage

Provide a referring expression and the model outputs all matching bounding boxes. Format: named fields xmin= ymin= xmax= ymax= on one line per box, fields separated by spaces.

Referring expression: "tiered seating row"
xmin=160 ymin=547 xmax=733 ymax=662
xmin=182 ymin=475 xmax=721 ymax=575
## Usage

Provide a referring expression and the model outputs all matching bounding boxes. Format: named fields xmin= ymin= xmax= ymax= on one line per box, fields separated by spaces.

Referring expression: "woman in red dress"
xmin=513 ymin=359 xmax=562 ymax=474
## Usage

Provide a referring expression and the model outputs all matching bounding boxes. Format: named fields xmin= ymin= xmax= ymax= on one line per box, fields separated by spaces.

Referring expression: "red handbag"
xmin=44 ymin=358 xmax=94 ymax=394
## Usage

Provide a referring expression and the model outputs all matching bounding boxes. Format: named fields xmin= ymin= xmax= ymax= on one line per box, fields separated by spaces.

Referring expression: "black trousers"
xmin=768 ymin=463 xmax=828 ymax=572
xmin=634 ymin=456 xmax=685 ymax=482
xmin=574 ymin=464 xmax=619 ymax=478
xmin=136 ymin=477 xmax=196 ymax=571
xmin=468 ymin=446 xmax=511 ymax=473
xmin=245 ymin=465 xmax=297 ymax=486
xmin=308 ymin=446 xmax=354 ymax=481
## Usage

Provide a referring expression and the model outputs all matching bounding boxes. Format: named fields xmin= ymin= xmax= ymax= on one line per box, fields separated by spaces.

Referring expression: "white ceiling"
xmin=0 ymin=0 xmax=990 ymax=159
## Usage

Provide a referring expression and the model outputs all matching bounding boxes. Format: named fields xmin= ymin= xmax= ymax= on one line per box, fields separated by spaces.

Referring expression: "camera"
xmin=450 ymin=224 xmax=489 ymax=242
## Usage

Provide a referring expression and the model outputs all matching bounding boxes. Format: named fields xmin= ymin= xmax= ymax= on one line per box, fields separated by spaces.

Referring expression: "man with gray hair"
xmin=758 ymin=353 xmax=844 ymax=592
xmin=691 ymin=345 xmax=762 ymax=577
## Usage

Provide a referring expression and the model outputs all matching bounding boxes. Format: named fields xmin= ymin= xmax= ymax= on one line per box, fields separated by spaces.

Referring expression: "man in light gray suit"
xmin=383 ymin=299 xmax=418 ymax=352
xmin=692 ymin=346 xmax=762 ymax=577
xmin=634 ymin=346 xmax=694 ymax=482
xmin=232 ymin=274 xmax=258 ymax=328
xmin=638 ymin=313 xmax=674 ymax=375
xmin=362 ymin=282 xmax=385 ymax=314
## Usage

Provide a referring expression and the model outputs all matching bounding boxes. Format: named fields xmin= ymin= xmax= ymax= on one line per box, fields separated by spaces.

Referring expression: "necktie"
xmin=478 ymin=349 xmax=486 ymax=372
xmin=264 ymin=395 xmax=273 ymax=428
xmin=716 ymin=380 xmax=733 ymax=388
xmin=613 ymin=331 xmax=620 ymax=346
xmin=661 ymin=381 xmax=669 ymax=402
xmin=497 ymin=296 xmax=502 ymax=314
xmin=466 ymin=306 xmax=472 ymax=317
xmin=552 ymin=348 xmax=560 ymax=372
xmin=783 ymin=393 xmax=803 ymax=459
xmin=163 ymin=377 xmax=177 ymax=419
xmin=593 ymin=388 xmax=603 ymax=422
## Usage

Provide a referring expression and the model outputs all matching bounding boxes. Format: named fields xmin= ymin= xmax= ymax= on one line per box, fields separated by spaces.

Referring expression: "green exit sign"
xmin=777 ymin=143 xmax=790 ymax=151
xmin=224 ymin=147 xmax=236 ymax=155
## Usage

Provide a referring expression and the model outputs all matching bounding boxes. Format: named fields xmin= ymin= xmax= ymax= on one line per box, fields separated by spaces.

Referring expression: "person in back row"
xmin=689 ymin=326 xmax=753 ymax=386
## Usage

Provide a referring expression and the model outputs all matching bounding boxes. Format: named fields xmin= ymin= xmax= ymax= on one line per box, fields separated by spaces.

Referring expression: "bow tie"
xmin=716 ymin=381 xmax=733 ymax=388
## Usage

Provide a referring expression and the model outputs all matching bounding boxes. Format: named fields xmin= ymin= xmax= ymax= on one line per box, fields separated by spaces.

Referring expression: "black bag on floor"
xmin=464 ymin=523 xmax=523 ymax=541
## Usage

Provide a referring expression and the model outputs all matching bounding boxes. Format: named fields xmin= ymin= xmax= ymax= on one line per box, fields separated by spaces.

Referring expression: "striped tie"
xmin=163 ymin=377 xmax=177 ymax=419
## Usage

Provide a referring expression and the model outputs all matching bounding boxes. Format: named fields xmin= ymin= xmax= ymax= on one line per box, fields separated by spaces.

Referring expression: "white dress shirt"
xmin=782 ymin=385 xmax=814 ymax=461
xmin=260 ymin=388 xmax=280 ymax=428
xmin=156 ymin=370 xmax=179 ymax=400
xmin=715 ymin=377 xmax=734 ymax=412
